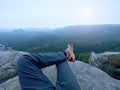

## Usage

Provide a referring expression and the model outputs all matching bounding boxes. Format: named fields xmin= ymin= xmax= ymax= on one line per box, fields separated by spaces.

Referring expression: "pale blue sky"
xmin=0 ymin=0 xmax=120 ymax=28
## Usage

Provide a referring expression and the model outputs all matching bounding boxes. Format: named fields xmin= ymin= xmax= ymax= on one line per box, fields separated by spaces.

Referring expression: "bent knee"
xmin=17 ymin=55 xmax=31 ymax=69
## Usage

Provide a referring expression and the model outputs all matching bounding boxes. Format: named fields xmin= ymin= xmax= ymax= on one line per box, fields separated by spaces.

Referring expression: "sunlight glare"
xmin=81 ymin=8 xmax=93 ymax=20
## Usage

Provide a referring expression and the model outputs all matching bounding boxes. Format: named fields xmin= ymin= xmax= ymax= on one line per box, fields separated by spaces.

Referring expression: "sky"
xmin=0 ymin=0 xmax=120 ymax=28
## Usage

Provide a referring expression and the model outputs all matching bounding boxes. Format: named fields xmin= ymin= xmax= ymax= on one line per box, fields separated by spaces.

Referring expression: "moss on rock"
xmin=108 ymin=54 xmax=120 ymax=67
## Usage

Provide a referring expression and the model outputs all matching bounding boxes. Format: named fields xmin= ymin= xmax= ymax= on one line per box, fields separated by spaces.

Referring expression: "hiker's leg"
xmin=17 ymin=52 xmax=67 ymax=90
xmin=17 ymin=55 xmax=56 ymax=90
xmin=56 ymin=61 xmax=81 ymax=90
xmin=26 ymin=52 xmax=66 ymax=68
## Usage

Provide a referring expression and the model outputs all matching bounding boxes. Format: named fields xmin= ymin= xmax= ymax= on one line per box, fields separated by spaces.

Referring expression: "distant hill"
xmin=0 ymin=24 xmax=120 ymax=53
xmin=12 ymin=28 xmax=26 ymax=32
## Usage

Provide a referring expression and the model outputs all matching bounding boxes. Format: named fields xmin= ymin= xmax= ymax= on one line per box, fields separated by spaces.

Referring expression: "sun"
xmin=83 ymin=10 xmax=92 ymax=18
xmin=81 ymin=8 xmax=93 ymax=20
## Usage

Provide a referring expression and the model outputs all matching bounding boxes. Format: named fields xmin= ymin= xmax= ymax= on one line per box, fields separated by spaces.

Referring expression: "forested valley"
xmin=0 ymin=25 xmax=120 ymax=63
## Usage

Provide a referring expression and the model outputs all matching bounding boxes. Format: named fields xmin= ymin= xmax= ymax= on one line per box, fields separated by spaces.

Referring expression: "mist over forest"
xmin=0 ymin=24 xmax=120 ymax=62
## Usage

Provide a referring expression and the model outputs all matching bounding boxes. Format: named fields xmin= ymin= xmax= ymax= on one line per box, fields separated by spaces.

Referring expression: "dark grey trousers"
xmin=17 ymin=52 xmax=81 ymax=90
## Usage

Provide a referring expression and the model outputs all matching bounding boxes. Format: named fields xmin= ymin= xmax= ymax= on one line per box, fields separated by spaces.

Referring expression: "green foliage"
xmin=75 ymin=52 xmax=91 ymax=63
xmin=108 ymin=54 xmax=120 ymax=66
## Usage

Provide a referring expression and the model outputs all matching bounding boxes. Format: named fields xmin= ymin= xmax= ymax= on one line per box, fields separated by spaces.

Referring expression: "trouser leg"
xmin=17 ymin=52 xmax=66 ymax=90
xmin=17 ymin=55 xmax=56 ymax=90
xmin=28 ymin=52 xmax=66 ymax=68
xmin=56 ymin=61 xmax=81 ymax=90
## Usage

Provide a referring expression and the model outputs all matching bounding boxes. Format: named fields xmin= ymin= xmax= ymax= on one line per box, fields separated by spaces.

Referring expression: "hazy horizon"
xmin=0 ymin=24 xmax=120 ymax=32
xmin=0 ymin=0 xmax=120 ymax=28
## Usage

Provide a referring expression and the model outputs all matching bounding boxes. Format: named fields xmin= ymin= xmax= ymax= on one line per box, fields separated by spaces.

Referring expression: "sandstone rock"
xmin=1 ymin=61 xmax=120 ymax=90
xmin=0 ymin=76 xmax=21 ymax=90
xmin=0 ymin=45 xmax=120 ymax=90
xmin=0 ymin=44 xmax=5 ymax=50
xmin=89 ymin=52 xmax=120 ymax=79
xmin=0 ymin=44 xmax=12 ymax=51
xmin=0 ymin=46 xmax=28 ymax=83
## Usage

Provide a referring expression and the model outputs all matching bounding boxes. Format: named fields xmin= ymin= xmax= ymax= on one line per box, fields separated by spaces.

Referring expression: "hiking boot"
xmin=65 ymin=44 xmax=75 ymax=62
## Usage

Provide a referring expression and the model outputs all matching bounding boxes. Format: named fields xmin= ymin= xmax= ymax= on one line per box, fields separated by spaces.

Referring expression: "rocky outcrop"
xmin=0 ymin=44 xmax=28 ymax=83
xmin=0 ymin=45 xmax=120 ymax=90
xmin=1 ymin=61 xmax=120 ymax=90
xmin=0 ymin=76 xmax=20 ymax=90
xmin=0 ymin=44 xmax=13 ymax=51
xmin=89 ymin=52 xmax=120 ymax=80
